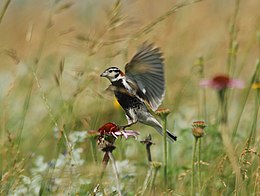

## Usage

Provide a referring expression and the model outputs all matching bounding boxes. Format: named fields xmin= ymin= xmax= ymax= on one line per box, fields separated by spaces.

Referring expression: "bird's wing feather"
xmin=125 ymin=43 xmax=165 ymax=111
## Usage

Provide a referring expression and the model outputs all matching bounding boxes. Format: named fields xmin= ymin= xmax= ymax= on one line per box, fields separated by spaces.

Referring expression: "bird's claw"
xmin=119 ymin=122 xmax=137 ymax=130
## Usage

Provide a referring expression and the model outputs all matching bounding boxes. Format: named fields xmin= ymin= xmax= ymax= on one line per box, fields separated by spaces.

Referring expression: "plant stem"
xmin=140 ymin=135 xmax=154 ymax=195
xmin=253 ymin=160 xmax=260 ymax=195
xmin=232 ymin=60 xmax=260 ymax=139
xmin=141 ymin=134 xmax=153 ymax=162
xmin=0 ymin=0 xmax=11 ymax=23
xmin=141 ymin=164 xmax=153 ymax=196
xmin=149 ymin=163 xmax=161 ymax=195
xmin=16 ymin=0 xmax=54 ymax=150
xmin=90 ymin=137 xmax=98 ymax=164
xmin=197 ymin=138 xmax=202 ymax=196
xmin=219 ymin=90 xmax=228 ymax=124
xmin=93 ymin=144 xmax=116 ymax=194
xmin=218 ymin=88 xmax=245 ymax=194
xmin=100 ymin=152 xmax=109 ymax=180
xmin=108 ymin=152 xmax=122 ymax=196
xmin=248 ymin=90 xmax=260 ymax=147
xmin=220 ymin=124 xmax=245 ymax=195
xmin=191 ymin=137 xmax=198 ymax=196
xmin=227 ymin=0 xmax=240 ymax=75
xmin=162 ymin=116 xmax=168 ymax=189
xmin=132 ymin=0 xmax=205 ymax=39
xmin=248 ymin=61 xmax=260 ymax=146
xmin=146 ymin=141 xmax=153 ymax=163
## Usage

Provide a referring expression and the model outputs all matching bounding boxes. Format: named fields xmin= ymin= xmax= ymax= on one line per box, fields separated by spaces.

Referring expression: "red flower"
xmin=88 ymin=122 xmax=139 ymax=144
xmin=98 ymin=122 xmax=120 ymax=136
xmin=200 ymin=75 xmax=244 ymax=90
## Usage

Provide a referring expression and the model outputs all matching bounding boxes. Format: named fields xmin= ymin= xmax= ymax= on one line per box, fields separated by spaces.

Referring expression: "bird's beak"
xmin=100 ymin=72 xmax=106 ymax=77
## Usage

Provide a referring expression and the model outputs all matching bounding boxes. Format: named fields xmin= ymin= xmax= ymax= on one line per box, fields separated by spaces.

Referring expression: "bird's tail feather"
xmin=144 ymin=117 xmax=177 ymax=142
xmin=154 ymin=125 xmax=177 ymax=142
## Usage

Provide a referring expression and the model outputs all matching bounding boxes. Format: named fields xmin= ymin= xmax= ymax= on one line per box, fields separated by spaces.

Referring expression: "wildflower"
xmin=88 ymin=122 xmax=139 ymax=177
xmin=200 ymin=75 xmax=244 ymax=124
xmin=191 ymin=120 xmax=207 ymax=195
xmin=156 ymin=108 xmax=171 ymax=119
xmin=88 ymin=122 xmax=139 ymax=145
xmin=200 ymin=75 xmax=244 ymax=90
xmin=192 ymin=120 xmax=207 ymax=138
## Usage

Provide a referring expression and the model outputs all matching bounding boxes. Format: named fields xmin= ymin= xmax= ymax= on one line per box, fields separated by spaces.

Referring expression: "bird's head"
xmin=100 ymin=67 xmax=124 ymax=82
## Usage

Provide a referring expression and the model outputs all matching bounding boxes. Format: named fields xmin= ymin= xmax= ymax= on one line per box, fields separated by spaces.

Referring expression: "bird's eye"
xmin=108 ymin=70 xmax=112 ymax=73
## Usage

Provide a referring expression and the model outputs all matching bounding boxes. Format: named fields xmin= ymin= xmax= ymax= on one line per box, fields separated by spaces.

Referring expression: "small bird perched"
xmin=100 ymin=43 xmax=177 ymax=142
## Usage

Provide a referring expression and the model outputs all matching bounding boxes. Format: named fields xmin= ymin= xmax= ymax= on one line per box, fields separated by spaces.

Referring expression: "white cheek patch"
xmin=112 ymin=72 xmax=117 ymax=77
xmin=108 ymin=72 xmax=115 ymax=78
xmin=111 ymin=74 xmax=123 ymax=82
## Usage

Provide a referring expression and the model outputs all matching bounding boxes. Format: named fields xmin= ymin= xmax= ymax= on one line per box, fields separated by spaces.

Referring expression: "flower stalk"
xmin=191 ymin=121 xmax=206 ymax=196
xmin=162 ymin=116 xmax=168 ymax=189
xmin=149 ymin=162 xmax=162 ymax=195
xmin=191 ymin=137 xmax=198 ymax=196
xmin=88 ymin=122 xmax=139 ymax=195
xmin=108 ymin=151 xmax=122 ymax=196
xmin=218 ymin=89 xmax=228 ymax=124
xmin=200 ymin=74 xmax=244 ymax=125
xmin=140 ymin=135 xmax=158 ymax=195
xmin=90 ymin=136 xmax=98 ymax=164
xmin=140 ymin=134 xmax=154 ymax=163
xmin=141 ymin=164 xmax=153 ymax=196
xmin=200 ymin=74 xmax=245 ymax=194
xmin=197 ymin=138 xmax=202 ymax=195
xmin=0 ymin=0 xmax=11 ymax=24
xmin=247 ymin=85 xmax=260 ymax=147
xmin=248 ymin=61 xmax=260 ymax=146
xmin=232 ymin=61 xmax=259 ymax=138
xmin=156 ymin=109 xmax=171 ymax=189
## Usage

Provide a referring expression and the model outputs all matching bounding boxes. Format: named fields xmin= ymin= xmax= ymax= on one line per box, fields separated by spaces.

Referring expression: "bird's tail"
xmin=155 ymin=126 xmax=177 ymax=142
xmin=143 ymin=116 xmax=177 ymax=142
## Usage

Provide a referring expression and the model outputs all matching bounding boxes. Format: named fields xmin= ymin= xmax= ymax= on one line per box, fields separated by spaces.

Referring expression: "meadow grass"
xmin=0 ymin=0 xmax=260 ymax=195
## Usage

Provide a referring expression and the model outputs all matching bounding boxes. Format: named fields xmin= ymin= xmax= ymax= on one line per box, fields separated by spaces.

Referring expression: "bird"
xmin=100 ymin=43 xmax=177 ymax=142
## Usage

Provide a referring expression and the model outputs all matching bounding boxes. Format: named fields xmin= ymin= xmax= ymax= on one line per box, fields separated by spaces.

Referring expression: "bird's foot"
xmin=119 ymin=122 xmax=137 ymax=130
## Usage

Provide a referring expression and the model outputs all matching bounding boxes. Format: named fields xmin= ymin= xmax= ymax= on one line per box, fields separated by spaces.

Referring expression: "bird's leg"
xmin=120 ymin=121 xmax=137 ymax=130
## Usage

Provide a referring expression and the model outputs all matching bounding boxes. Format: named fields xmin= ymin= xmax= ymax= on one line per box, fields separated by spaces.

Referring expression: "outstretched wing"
xmin=125 ymin=43 xmax=165 ymax=111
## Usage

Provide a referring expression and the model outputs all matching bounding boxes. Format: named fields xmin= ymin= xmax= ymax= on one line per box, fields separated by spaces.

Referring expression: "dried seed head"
xmin=192 ymin=121 xmax=207 ymax=138
xmin=156 ymin=108 xmax=170 ymax=119
xmin=192 ymin=121 xmax=207 ymax=129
